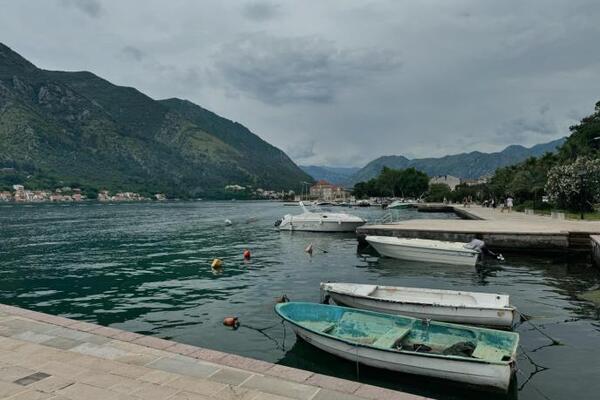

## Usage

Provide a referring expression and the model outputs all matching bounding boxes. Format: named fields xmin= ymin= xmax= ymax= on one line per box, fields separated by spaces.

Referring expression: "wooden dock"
xmin=358 ymin=205 xmax=600 ymax=253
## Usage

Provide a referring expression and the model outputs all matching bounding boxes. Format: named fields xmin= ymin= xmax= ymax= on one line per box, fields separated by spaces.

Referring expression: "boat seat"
xmin=372 ymin=326 xmax=411 ymax=349
xmin=472 ymin=343 xmax=507 ymax=362
xmin=303 ymin=321 xmax=336 ymax=333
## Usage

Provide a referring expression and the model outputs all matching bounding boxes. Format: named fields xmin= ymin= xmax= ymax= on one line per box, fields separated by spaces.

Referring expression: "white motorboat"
xmin=275 ymin=202 xmax=365 ymax=232
xmin=387 ymin=200 xmax=415 ymax=209
xmin=321 ymin=282 xmax=517 ymax=329
xmin=366 ymin=236 xmax=479 ymax=266
xmin=276 ymin=302 xmax=519 ymax=392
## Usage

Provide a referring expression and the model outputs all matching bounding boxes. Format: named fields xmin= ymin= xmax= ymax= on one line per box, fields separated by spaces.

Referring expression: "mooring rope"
xmin=515 ymin=309 xmax=562 ymax=345
xmin=516 ymin=344 xmax=552 ymax=399
xmin=354 ymin=342 xmax=360 ymax=381
xmin=516 ymin=369 xmax=552 ymax=400
xmin=240 ymin=323 xmax=286 ymax=351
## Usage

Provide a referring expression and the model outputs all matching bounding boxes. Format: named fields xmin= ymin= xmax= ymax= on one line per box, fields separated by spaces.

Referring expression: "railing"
xmin=371 ymin=212 xmax=396 ymax=225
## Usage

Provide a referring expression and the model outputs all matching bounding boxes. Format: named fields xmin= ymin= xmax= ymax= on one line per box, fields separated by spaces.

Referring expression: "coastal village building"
xmin=429 ymin=175 xmax=461 ymax=191
xmin=309 ymin=180 xmax=348 ymax=201
xmin=225 ymin=184 xmax=245 ymax=191
xmin=463 ymin=177 xmax=489 ymax=186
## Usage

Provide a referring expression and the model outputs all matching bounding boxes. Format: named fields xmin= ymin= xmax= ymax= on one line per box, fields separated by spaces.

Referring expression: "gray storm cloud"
xmin=214 ymin=33 xmax=401 ymax=105
xmin=2 ymin=0 xmax=599 ymax=167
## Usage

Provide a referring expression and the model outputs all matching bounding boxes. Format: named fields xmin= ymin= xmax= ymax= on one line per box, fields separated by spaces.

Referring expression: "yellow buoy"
xmin=211 ymin=258 xmax=223 ymax=269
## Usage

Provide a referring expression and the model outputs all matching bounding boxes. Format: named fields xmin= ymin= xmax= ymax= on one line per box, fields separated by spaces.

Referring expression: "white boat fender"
xmin=305 ymin=243 xmax=314 ymax=255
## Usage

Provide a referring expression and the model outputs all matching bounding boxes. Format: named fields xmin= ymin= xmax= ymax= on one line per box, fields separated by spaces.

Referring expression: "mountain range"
xmin=0 ymin=43 xmax=311 ymax=197
xmin=299 ymin=165 xmax=360 ymax=185
xmin=302 ymin=138 xmax=566 ymax=186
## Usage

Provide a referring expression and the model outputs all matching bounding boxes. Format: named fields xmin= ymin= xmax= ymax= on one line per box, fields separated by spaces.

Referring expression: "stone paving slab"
xmin=0 ymin=303 xmax=430 ymax=400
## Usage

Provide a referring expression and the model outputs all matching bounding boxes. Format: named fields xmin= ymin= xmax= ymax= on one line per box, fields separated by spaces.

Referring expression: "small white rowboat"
xmin=276 ymin=302 xmax=519 ymax=392
xmin=366 ymin=236 xmax=479 ymax=266
xmin=321 ymin=282 xmax=518 ymax=329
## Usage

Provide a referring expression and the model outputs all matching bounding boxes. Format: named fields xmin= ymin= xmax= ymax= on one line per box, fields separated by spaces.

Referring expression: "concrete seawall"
xmin=592 ymin=236 xmax=600 ymax=267
xmin=0 ymin=303 xmax=427 ymax=400
xmin=358 ymin=205 xmax=600 ymax=253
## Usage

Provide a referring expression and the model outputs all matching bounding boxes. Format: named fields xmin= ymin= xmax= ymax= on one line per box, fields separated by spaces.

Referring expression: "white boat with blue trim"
xmin=276 ymin=302 xmax=519 ymax=392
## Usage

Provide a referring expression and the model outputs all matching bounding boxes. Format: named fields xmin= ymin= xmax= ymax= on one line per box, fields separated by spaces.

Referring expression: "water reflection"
xmin=0 ymin=202 xmax=598 ymax=400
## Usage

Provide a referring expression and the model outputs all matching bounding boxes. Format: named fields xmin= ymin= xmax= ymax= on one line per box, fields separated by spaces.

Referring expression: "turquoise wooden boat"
xmin=276 ymin=302 xmax=519 ymax=391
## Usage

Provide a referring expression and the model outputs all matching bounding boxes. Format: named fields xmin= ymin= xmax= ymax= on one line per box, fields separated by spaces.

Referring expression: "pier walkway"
xmin=0 ymin=303 xmax=425 ymax=400
xmin=358 ymin=205 xmax=600 ymax=252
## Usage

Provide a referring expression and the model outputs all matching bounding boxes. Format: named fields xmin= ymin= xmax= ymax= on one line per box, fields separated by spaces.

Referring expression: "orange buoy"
xmin=243 ymin=249 xmax=251 ymax=260
xmin=211 ymin=258 xmax=223 ymax=269
xmin=223 ymin=316 xmax=239 ymax=329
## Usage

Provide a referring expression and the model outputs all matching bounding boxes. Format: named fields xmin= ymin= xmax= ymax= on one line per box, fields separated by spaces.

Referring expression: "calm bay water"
xmin=1 ymin=201 xmax=599 ymax=400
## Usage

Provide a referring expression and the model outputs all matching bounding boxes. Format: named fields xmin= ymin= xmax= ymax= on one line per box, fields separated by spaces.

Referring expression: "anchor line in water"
xmin=281 ymin=319 xmax=287 ymax=351
xmin=239 ymin=323 xmax=286 ymax=351
xmin=354 ymin=341 xmax=360 ymax=381
xmin=517 ymin=345 xmax=550 ymax=396
xmin=515 ymin=309 xmax=562 ymax=345
xmin=516 ymin=369 xmax=552 ymax=400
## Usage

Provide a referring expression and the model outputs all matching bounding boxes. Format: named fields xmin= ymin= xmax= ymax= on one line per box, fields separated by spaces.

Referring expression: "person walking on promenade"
xmin=506 ymin=196 xmax=514 ymax=213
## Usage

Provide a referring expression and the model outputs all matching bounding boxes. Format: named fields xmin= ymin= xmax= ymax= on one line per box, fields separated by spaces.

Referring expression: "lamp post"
xmin=578 ymin=169 xmax=586 ymax=220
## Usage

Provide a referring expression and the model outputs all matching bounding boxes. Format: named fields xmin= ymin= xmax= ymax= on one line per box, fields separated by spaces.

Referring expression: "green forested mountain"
xmin=0 ymin=43 xmax=311 ymax=197
xmin=299 ymin=165 xmax=360 ymax=185
xmin=488 ymin=101 xmax=600 ymax=210
xmin=348 ymin=138 xmax=566 ymax=185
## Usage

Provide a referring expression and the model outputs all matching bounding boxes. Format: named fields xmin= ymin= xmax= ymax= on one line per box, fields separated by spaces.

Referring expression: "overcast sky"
xmin=2 ymin=0 xmax=600 ymax=167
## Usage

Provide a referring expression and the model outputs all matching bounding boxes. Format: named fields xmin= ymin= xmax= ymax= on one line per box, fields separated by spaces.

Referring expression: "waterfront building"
xmin=0 ymin=191 xmax=12 ymax=202
xmin=429 ymin=175 xmax=461 ymax=191
xmin=97 ymin=190 xmax=110 ymax=201
xmin=225 ymin=184 xmax=245 ymax=191
xmin=463 ymin=177 xmax=489 ymax=186
xmin=309 ymin=180 xmax=348 ymax=201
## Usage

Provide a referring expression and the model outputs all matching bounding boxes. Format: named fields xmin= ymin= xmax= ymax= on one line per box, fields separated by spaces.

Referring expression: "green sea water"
xmin=1 ymin=201 xmax=599 ymax=400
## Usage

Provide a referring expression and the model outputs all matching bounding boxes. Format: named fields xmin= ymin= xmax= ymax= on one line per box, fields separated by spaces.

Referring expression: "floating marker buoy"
xmin=211 ymin=258 xmax=223 ymax=269
xmin=276 ymin=294 xmax=290 ymax=304
xmin=243 ymin=249 xmax=251 ymax=260
xmin=305 ymin=243 xmax=313 ymax=255
xmin=223 ymin=316 xmax=239 ymax=329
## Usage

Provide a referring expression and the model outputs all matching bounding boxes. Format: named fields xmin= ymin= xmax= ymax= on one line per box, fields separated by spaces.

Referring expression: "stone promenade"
xmin=0 ymin=303 xmax=426 ymax=400
xmin=358 ymin=204 xmax=600 ymax=252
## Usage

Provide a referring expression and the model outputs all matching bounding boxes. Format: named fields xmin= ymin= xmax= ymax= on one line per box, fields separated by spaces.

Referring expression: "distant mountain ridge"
xmin=299 ymin=165 xmax=360 ymax=185
xmin=347 ymin=138 xmax=566 ymax=185
xmin=0 ymin=42 xmax=311 ymax=197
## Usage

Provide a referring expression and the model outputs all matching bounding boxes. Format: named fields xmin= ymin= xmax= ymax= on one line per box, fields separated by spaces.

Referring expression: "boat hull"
xmin=278 ymin=220 xmax=364 ymax=232
xmin=291 ymin=324 xmax=513 ymax=391
xmin=327 ymin=291 xmax=516 ymax=329
xmin=367 ymin=238 xmax=478 ymax=266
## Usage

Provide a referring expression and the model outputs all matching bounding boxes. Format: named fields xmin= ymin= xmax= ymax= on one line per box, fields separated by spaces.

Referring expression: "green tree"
xmin=427 ymin=183 xmax=451 ymax=202
xmin=352 ymin=167 xmax=429 ymax=198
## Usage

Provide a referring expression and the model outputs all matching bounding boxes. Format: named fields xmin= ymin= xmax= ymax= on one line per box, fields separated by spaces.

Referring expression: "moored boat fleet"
xmin=273 ymin=201 xmax=520 ymax=392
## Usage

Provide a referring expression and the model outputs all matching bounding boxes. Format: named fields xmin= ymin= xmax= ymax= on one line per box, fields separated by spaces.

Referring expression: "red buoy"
xmin=223 ymin=316 xmax=239 ymax=329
